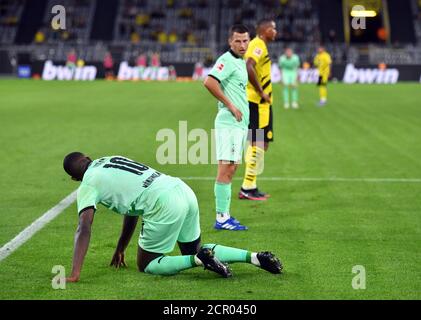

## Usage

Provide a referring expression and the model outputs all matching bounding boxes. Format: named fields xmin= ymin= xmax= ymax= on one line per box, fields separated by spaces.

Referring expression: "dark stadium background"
xmin=0 ymin=0 xmax=421 ymax=81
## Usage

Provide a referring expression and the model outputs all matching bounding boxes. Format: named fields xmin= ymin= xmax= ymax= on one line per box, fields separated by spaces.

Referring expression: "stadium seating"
xmin=0 ymin=0 xmax=25 ymax=44
xmin=412 ymin=0 xmax=421 ymax=44
xmin=39 ymin=0 xmax=95 ymax=44
xmin=1 ymin=0 xmax=421 ymax=67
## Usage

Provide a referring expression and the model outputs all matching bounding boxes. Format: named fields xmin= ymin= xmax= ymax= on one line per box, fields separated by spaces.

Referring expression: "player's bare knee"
xmin=137 ymin=247 xmax=160 ymax=272
xmin=137 ymin=256 xmax=154 ymax=273
xmin=137 ymin=259 xmax=146 ymax=272
xmin=225 ymin=170 xmax=235 ymax=181
xmin=217 ymin=165 xmax=236 ymax=182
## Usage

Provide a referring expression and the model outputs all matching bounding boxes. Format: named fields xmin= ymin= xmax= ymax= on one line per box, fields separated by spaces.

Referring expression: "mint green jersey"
xmin=278 ymin=54 xmax=300 ymax=71
xmin=76 ymin=156 xmax=179 ymax=216
xmin=208 ymin=50 xmax=249 ymax=129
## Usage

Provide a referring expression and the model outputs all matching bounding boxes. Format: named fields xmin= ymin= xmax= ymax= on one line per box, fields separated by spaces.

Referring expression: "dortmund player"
xmin=278 ymin=48 xmax=300 ymax=109
xmin=203 ymin=25 xmax=250 ymax=231
xmin=63 ymin=152 xmax=283 ymax=282
xmin=313 ymin=46 xmax=332 ymax=106
xmin=239 ymin=19 xmax=277 ymax=201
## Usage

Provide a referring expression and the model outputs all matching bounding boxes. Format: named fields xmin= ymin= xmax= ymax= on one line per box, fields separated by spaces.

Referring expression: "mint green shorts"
xmin=138 ymin=180 xmax=201 ymax=254
xmin=282 ymin=71 xmax=298 ymax=86
xmin=215 ymin=127 xmax=248 ymax=163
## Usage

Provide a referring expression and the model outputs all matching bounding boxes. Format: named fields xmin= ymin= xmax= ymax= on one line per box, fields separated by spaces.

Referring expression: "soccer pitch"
xmin=0 ymin=80 xmax=420 ymax=299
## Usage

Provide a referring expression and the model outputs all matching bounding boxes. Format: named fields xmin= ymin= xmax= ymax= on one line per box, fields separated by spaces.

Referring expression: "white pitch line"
xmin=180 ymin=177 xmax=421 ymax=183
xmin=0 ymin=190 xmax=77 ymax=262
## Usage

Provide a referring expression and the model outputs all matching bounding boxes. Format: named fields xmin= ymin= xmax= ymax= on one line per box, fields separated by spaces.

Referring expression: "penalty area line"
xmin=0 ymin=190 xmax=77 ymax=262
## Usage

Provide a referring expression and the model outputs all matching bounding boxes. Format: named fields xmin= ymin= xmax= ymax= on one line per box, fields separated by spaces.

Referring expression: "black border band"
xmin=208 ymin=74 xmax=221 ymax=83
xmin=78 ymin=206 xmax=96 ymax=216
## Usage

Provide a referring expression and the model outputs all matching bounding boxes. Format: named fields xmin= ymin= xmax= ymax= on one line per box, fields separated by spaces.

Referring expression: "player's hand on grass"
xmin=228 ymin=104 xmax=243 ymax=122
xmin=110 ymin=250 xmax=127 ymax=268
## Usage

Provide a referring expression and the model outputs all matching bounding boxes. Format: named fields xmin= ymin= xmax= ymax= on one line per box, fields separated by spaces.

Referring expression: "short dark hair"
xmin=63 ymin=152 xmax=84 ymax=178
xmin=257 ymin=18 xmax=275 ymax=30
xmin=229 ymin=24 xmax=249 ymax=37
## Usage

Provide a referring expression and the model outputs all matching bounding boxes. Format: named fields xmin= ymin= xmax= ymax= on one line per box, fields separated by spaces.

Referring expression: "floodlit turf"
xmin=0 ymin=79 xmax=420 ymax=299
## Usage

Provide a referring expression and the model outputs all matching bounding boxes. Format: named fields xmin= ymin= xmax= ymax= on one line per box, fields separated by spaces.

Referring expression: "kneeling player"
xmin=63 ymin=152 xmax=283 ymax=282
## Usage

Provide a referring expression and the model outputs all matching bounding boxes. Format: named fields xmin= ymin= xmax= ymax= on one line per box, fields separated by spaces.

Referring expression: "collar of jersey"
xmin=229 ymin=49 xmax=241 ymax=59
xmin=81 ymin=161 xmax=93 ymax=181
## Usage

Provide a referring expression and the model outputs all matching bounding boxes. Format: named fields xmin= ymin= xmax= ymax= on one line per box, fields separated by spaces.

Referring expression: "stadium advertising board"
xmin=342 ymin=64 xmax=399 ymax=84
xmin=117 ymin=61 xmax=170 ymax=81
xmin=42 ymin=60 xmax=97 ymax=81
xmin=28 ymin=60 xmax=421 ymax=82
xmin=270 ymin=64 xmax=421 ymax=84
xmin=33 ymin=60 xmax=192 ymax=80
xmin=194 ymin=63 xmax=421 ymax=83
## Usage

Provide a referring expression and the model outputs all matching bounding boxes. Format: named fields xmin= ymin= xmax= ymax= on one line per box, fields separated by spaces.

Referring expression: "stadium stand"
xmin=0 ymin=0 xmax=25 ymax=44
xmin=412 ymin=0 xmax=421 ymax=44
xmin=1 ymin=0 xmax=421 ymax=74
xmin=38 ymin=0 xmax=95 ymax=44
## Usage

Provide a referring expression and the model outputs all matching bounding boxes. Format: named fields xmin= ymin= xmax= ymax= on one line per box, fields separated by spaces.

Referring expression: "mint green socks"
xmin=144 ymin=245 xmax=256 ymax=276
xmin=202 ymin=244 xmax=251 ymax=263
xmin=144 ymin=255 xmax=196 ymax=276
xmin=214 ymin=182 xmax=231 ymax=216
xmin=283 ymin=86 xmax=290 ymax=105
xmin=292 ymin=87 xmax=298 ymax=103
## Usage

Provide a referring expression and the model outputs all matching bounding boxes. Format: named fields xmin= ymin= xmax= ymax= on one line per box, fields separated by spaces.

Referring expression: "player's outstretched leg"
xmin=196 ymin=247 xmax=232 ymax=278
xmin=256 ymin=251 xmax=283 ymax=274
xmin=202 ymin=244 xmax=283 ymax=274
xmin=140 ymin=247 xmax=232 ymax=278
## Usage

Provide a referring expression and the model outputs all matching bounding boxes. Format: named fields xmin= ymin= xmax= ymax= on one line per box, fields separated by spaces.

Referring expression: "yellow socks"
xmin=319 ymin=85 xmax=327 ymax=101
xmin=242 ymin=145 xmax=264 ymax=190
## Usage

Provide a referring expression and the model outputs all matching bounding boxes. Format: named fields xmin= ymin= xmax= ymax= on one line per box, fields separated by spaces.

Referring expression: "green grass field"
xmin=0 ymin=80 xmax=420 ymax=300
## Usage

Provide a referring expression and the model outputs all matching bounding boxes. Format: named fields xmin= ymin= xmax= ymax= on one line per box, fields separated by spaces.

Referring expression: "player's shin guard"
xmin=202 ymin=244 xmax=251 ymax=264
xmin=214 ymin=182 xmax=231 ymax=214
xmin=242 ymin=145 xmax=264 ymax=190
xmin=144 ymin=255 xmax=196 ymax=275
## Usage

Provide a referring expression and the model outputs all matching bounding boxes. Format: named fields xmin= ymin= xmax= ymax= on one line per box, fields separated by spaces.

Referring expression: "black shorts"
xmin=317 ymin=75 xmax=328 ymax=86
xmin=248 ymin=102 xmax=274 ymax=143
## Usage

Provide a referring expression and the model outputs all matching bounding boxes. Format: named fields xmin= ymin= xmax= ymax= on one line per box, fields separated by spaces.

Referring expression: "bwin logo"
xmin=42 ymin=60 xmax=97 ymax=81
xmin=343 ymin=64 xmax=399 ymax=84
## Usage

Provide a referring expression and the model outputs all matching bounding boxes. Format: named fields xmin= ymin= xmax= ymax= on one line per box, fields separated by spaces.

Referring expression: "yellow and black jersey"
xmin=314 ymin=51 xmax=332 ymax=78
xmin=245 ymin=37 xmax=272 ymax=105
